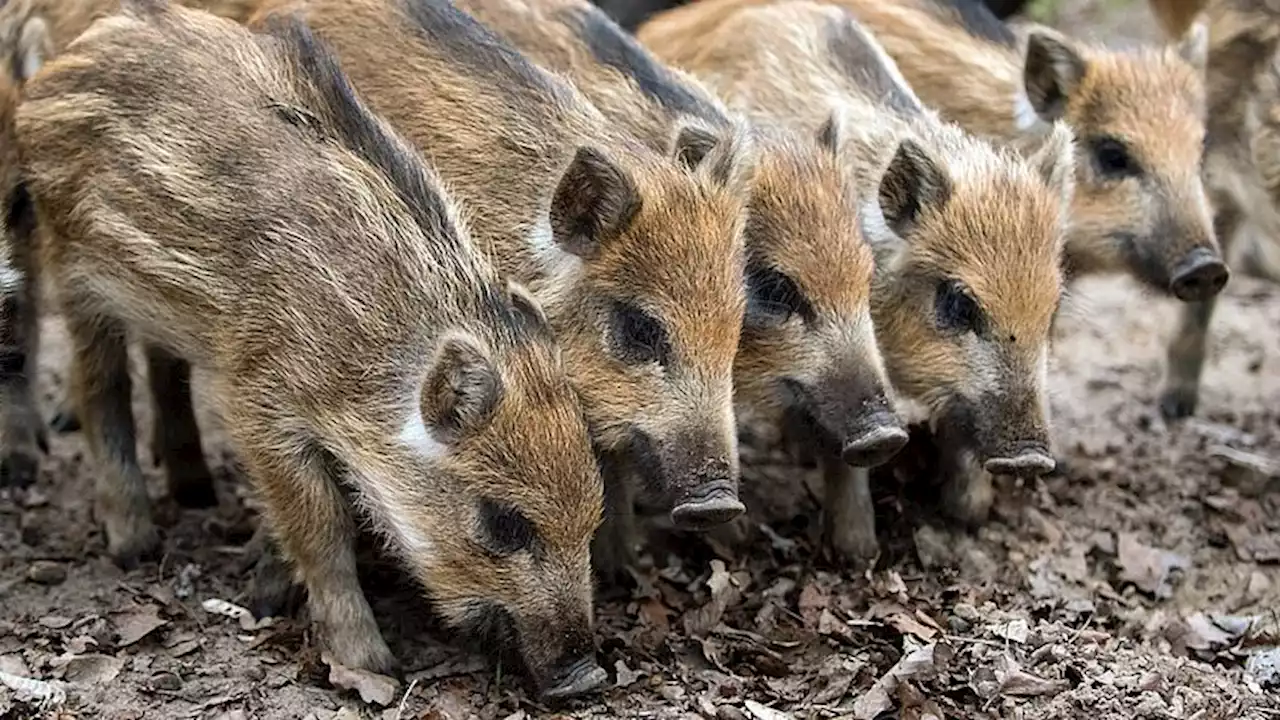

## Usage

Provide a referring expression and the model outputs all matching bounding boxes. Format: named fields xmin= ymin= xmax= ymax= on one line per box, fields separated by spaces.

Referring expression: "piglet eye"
xmin=610 ymin=301 xmax=671 ymax=366
xmin=478 ymin=498 xmax=537 ymax=555
xmin=934 ymin=279 xmax=983 ymax=335
xmin=1091 ymin=137 xmax=1139 ymax=178
xmin=746 ymin=265 xmax=812 ymax=328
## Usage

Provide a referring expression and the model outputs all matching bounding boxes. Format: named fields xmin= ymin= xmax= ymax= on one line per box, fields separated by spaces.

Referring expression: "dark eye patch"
xmin=609 ymin=300 xmax=672 ymax=366
xmin=1090 ymin=136 xmax=1141 ymax=178
xmin=477 ymin=498 xmax=538 ymax=556
xmin=934 ymin=279 xmax=986 ymax=336
xmin=745 ymin=265 xmax=813 ymax=329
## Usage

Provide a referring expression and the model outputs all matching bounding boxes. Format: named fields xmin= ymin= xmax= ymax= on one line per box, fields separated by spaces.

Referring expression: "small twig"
xmin=394 ymin=677 xmax=420 ymax=720
xmin=1066 ymin=611 xmax=1096 ymax=644
xmin=944 ymin=634 xmax=1007 ymax=648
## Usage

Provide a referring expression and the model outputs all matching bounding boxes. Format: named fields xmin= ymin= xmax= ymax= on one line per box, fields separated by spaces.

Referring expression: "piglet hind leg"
xmin=146 ymin=344 xmax=217 ymax=508
xmin=1160 ymin=205 xmax=1240 ymax=420
xmin=0 ymin=276 xmax=47 ymax=489
xmin=65 ymin=307 xmax=159 ymax=568
xmin=821 ymin=459 xmax=880 ymax=568
xmin=232 ymin=426 xmax=395 ymax=674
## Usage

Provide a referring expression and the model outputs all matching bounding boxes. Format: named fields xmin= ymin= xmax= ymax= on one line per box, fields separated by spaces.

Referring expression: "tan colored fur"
xmin=640 ymin=0 xmax=1075 ymax=536
xmin=450 ymin=0 xmax=897 ymax=570
xmin=17 ymin=0 xmax=605 ymax=694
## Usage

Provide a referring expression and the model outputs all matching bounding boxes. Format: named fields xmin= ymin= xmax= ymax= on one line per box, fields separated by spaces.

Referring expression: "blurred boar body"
xmin=640 ymin=0 xmax=1074 ymax=539
xmin=1155 ymin=0 xmax=1280 ymax=419
xmin=455 ymin=0 xmax=901 ymax=568
xmin=18 ymin=0 xmax=607 ymax=697
xmin=244 ymin=0 xmax=752 ymax=565
xmin=0 ymin=0 xmax=257 ymax=496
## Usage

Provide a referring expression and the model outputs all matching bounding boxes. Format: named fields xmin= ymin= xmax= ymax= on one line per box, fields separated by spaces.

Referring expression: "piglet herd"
xmin=0 ymin=0 xmax=1271 ymax=703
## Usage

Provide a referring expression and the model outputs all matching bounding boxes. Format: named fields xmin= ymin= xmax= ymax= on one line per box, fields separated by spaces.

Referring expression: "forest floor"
xmin=4 ymin=0 xmax=1280 ymax=718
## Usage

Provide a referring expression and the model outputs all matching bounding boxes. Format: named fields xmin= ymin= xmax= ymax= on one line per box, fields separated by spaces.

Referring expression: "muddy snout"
xmin=1169 ymin=247 xmax=1229 ymax=302
xmin=983 ymin=448 xmax=1055 ymax=478
xmin=540 ymin=654 xmax=609 ymax=701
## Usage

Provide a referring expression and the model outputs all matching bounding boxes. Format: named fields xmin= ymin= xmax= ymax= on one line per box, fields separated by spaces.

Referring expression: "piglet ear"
xmin=670 ymin=124 xmax=720 ymax=171
xmin=1174 ymin=17 xmax=1208 ymax=72
xmin=421 ymin=332 xmax=502 ymax=441
xmin=549 ymin=146 xmax=641 ymax=259
xmin=1025 ymin=120 xmax=1077 ymax=215
xmin=877 ymin=138 xmax=952 ymax=238
xmin=1023 ymin=31 xmax=1086 ymax=122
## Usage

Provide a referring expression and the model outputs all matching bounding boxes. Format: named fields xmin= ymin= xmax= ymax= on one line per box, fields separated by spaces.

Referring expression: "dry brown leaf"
xmin=114 ymin=608 xmax=169 ymax=647
xmin=992 ymin=654 xmax=1068 ymax=698
xmin=59 ymin=654 xmax=124 ymax=686
xmin=887 ymin=613 xmax=938 ymax=642
xmin=852 ymin=641 xmax=953 ymax=720
xmin=323 ymin=653 xmax=400 ymax=707
xmin=1225 ymin=526 xmax=1280 ymax=564
xmin=744 ymin=699 xmax=795 ymax=720
xmin=683 ymin=560 xmax=740 ymax=637
xmin=797 ymin=582 xmax=828 ymax=630
xmin=1116 ymin=533 xmax=1188 ymax=599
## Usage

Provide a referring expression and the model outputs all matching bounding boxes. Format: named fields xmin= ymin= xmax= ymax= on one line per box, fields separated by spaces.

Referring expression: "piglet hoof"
xmin=107 ymin=520 xmax=162 ymax=571
xmin=50 ymin=407 xmax=82 ymax=435
xmin=541 ymin=655 xmax=608 ymax=701
xmin=670 ymin=481 xmax=745 ymax=531
xmin=249 ymin=556 xmax=303 ymax=620
xmin=841 ymin=426 xmax=909 ymax=468
xmin=1158 ymin=385 xmax=1198 ymax=421
xmin=0 ymin=450 xmax=39 ymax=489
xmin=169 ymin=469 xmax=218 ymax=509
xmin=983 ymin=451 xmax=1054 ymax=478
xmin=825 ymin=523 xmax=880 ymax=572
xmin=324 ymin=623 xmax=398 ymax=677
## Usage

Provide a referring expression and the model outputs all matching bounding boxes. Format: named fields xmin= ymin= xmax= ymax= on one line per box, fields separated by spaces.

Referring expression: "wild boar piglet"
xmin=640 ymin=0 xmax=1076 ymax=554
xmin=17 ymin=0 xmax=606 ymax=698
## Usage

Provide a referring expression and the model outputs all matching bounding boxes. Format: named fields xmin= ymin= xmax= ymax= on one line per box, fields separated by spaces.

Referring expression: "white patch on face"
xmin=399 ymin=411 xmax=447 ymax=459
xmin=858 ymin=196 xmax=896 ymax=249
xmin=1014 ymin=90 xmax=1040 ymax=132
xmin=529 ymin=214 xmax=582 ymax=286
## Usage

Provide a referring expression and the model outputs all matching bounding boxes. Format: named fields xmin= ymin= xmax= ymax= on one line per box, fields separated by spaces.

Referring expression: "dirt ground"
xmin=4 ymin=1 xmax=1280 ymax=719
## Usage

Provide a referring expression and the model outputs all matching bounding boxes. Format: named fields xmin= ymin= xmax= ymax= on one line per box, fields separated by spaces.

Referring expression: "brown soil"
xmin=4 ymin=2 xmax=1280 ymax=719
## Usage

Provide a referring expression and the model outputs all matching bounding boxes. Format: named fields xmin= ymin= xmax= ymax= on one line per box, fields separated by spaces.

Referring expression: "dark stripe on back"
xmin=567 ymin=5 xmax=724 ymax=122
xmin=266 ymin=16 xmax=460 ymax=248
xmin=399 ymin=0 xmax=555 ymax=97
xmin=927 ymin=0 xmax=1017 ymax=47
xmin=824 ymin=12 xmax=922 ymax=117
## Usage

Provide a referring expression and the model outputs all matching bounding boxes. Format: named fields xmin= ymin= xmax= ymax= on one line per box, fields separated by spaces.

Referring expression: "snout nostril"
xmin=841 ymin=425 xmax=909 ymax=468
xmin=1170 ymin=250 xmax=1230 ymax=302
xmin=984 ymin=452 xmax=1055 ymax=478
xmin=541 ymin=655 xmax=607 ymax=700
